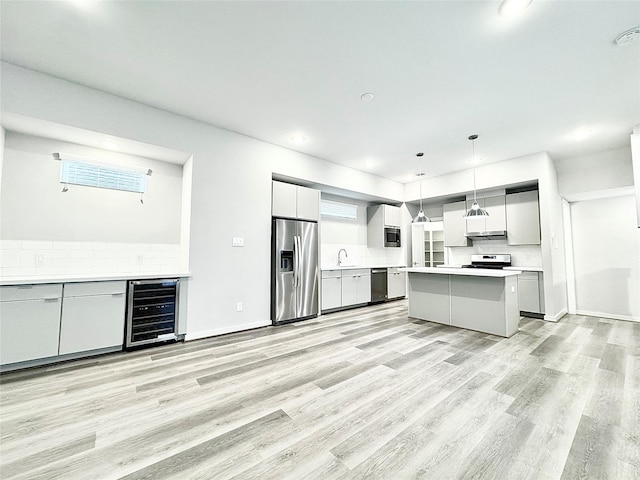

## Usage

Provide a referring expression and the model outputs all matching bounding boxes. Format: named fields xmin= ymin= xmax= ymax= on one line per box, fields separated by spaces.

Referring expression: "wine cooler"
xmin=125 ymin=279 xmax=180 ymax=348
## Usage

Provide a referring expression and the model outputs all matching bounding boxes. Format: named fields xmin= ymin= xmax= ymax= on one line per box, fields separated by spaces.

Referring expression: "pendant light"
xmin=412 ymin=152 xmax=430 ymax=223
xmin=464 ymin=135 xmax=489 ymax=217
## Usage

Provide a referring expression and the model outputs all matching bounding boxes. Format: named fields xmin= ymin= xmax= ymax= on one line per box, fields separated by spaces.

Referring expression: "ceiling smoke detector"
xmin=615 ymin=27 xmax=640 ymax=46
xmin=360 ymin=93 xmax=375 ymax=102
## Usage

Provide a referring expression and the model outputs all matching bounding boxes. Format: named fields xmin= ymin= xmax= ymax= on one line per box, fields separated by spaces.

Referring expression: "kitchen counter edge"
xmin=401 ymin=267 xmax=522 ymax=278
xmin=321 ymin=265 xmax=406 ymax=271
xmin=0 ymin=272 xmax=192 ymax=286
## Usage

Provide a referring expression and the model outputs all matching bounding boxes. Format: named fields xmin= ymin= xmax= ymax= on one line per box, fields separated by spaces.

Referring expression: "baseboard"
xmin=575 ymin=310 xmax=640 ymax=323
xmin=0 ymin=345 xmax=122 ymax=373
xmin=185 ymin=320 xmax=271 ymax=341
xmin=543 ymin=308 xmax=567 ymax=322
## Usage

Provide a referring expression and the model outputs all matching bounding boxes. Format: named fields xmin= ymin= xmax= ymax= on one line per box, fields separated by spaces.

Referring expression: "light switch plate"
xmin=232 ymin=237 xmax=244 ymax=247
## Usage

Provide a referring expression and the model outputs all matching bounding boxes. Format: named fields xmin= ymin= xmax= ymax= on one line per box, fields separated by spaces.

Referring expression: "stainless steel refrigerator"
xmin=271 ymin=218 xmax=319 ymax=325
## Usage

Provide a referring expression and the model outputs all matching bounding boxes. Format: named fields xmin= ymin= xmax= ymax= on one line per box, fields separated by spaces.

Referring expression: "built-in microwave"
xmin=384 ymin=227 xmax=401 ymax=247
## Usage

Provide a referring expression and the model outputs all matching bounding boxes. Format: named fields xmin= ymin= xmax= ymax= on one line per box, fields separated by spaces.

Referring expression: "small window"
xmin=57 ymin=153 xmax=150 ymax=193
xmin=321 ymin=199 xmax=358 ymax=220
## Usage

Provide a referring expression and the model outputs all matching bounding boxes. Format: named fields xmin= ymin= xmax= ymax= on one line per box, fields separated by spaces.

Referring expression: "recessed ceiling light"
xmin=615 ymin=27 xmax=640 ymax=46
xmin=67 ymin=0 xmax=97 ymax=9
xmin=290 ymin=135 xmax=306 ymax=145
xmin=362 ymin=159 xmax=376 ymax=168
xmin=498 ymin=0 xmax=532 ymax=17
xmin=360 ymin=93 xmax=375 ymax=102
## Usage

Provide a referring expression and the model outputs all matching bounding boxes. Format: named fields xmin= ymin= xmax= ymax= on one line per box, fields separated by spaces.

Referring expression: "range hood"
xmin=465 ymin=230 xmax=507 ymax=240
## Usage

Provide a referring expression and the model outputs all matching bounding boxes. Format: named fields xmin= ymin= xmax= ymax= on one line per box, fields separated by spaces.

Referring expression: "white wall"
xmin=320 ymin=195 xmax=406 ymax=268
xmin=555 ymin=146 xmax=634 ymax=196
xmin=0 ymin=126 xmax=4 ymax=202
xmin=1 ymin=62 xmax=406 ymax=340
xmin=571 ymin=195 xmax=639 ymax=322
xmin=1 ymin=132 xmax=183 ymax=243
xmin=631 ymin=127 xmax=640 ymax=228
xmin=0 ymin=132 xmax=185 ymax=277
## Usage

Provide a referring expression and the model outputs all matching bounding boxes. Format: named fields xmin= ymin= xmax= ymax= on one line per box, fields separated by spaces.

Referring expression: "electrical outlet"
xmin=35 ymin=254 xmax=45 ymax=265
xmin=136 ymin=254 xmax=144 ymax=265
xmin=232 ymin=237 xmax=244 ymax=247
xmin=236 ymin=302 xmax=243 ymax=312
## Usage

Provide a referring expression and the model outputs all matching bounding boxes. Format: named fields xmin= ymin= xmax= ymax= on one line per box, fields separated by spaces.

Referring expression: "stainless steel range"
xmin=462 ymin=254 xmax=511 ymax=270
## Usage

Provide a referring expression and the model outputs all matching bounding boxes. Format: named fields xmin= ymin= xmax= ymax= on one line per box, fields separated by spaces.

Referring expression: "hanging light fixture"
xmin=464 ymin=134 xmax=489 ymax=217
xmin=412 ymin=152 xmax=430 ymax=223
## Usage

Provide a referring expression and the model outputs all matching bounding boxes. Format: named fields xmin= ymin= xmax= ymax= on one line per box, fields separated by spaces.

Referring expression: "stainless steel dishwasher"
xmin=370 ymin=268 xmax=388 ymax=304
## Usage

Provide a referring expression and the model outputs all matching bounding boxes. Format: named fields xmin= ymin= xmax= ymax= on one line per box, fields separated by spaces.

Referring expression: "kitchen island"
xmin=401 ymin=267 xmax=522 ymax=337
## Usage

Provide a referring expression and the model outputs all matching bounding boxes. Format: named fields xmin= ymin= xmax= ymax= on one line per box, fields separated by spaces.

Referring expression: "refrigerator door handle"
xmin=293 ymin=235 xmax=300 ymax=288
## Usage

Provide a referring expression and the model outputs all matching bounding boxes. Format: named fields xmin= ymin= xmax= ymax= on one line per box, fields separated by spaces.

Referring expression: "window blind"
xmin=320 ymin=199 xmax=358 ymax=220
xmin=59 ymin=159 xmax=147 ymax=193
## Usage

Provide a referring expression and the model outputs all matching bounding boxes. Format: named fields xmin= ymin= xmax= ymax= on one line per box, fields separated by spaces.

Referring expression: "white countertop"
xmin=401 ymin=267 xmax=522 ymax=277
xmin=0 ymin=272 xmax=192 ymax=286
xmin=504 ymin=266 xmax=543 ymax=272
xmin=438 ymin=264 xmax=543 ymax=273
xmin=321 ymin=265 xmax=406 ymax=271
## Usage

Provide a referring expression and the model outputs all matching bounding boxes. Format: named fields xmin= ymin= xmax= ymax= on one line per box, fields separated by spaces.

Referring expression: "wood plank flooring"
xmin=1 ymin=301 xmax=638 ymax=479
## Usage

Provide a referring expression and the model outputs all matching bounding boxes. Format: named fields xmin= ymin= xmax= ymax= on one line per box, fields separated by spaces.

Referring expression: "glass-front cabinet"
xmin=411 ymin=221 xmax=446 ymax=267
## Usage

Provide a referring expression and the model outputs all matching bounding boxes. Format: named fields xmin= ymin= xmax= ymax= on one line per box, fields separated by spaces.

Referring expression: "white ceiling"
xmin=1 ymin=1 xmax=639 ymax=183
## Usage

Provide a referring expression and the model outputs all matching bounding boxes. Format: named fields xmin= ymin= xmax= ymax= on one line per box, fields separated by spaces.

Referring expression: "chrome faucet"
xmin=338 ymin=248 xmax=348 ymax=266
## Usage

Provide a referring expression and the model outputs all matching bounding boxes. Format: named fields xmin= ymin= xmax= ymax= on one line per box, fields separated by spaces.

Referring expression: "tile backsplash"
xmin=321 ymin=243 xmax=406 ymax=269
xmin=446 ymin=239 xmax=542 ymax=267
xmin=0 ymin=240 xmax=181 ymax=277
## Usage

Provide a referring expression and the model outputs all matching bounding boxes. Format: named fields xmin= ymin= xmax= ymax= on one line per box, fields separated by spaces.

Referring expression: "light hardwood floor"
xmin=1 ymin=301 xmax=638 ymax=479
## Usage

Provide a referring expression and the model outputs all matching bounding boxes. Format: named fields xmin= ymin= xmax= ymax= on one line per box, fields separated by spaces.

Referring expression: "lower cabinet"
xmin=321 ymin=270 xmax=342 ymax=311
xmin=1 ymin=280 xmax=129 ymax=369
xmin=518 ymin=271 xmax=545 ymax=317
xmin=59 ymin=281 xmax=126 ymax=355
xmin=0 ymin=284 xmax=63 ymax=365
xmin=341 ymin=269 xmax=371 ymax=307
xmin=387 ymin=268 xmax=406 ymax=299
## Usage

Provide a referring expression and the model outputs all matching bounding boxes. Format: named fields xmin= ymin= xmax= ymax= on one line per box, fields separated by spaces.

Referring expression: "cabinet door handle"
xmin=43 ymin=297 xmax=59 ymax=302
xmin=111 ymin=292 xmax=125 ymax=296
xmin=17 ymin=285 xmax=34 ymax=289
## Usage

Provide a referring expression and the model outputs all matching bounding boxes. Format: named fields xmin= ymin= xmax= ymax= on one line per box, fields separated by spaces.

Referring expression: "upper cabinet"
xmin=367 ymin=204 xmax=402 ymax=248
xmin=443 ymin=201 xmax=470 ymax=247
xmin=368 ymin=204 xmax=401 ymax=228
xmin=272 ymin=181 xmax=320 ymax=221
xmin=465 ymin=196 xmax=506 ymax=234
xmin=506 ymin=190 xmax=541 ymax=245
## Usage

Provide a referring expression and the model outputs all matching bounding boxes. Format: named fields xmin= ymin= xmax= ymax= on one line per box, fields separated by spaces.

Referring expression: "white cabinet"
xmin=517 ymin=271 xmax=545 ymax=316
xmin=412 ymin=222 xmax=445 ymax=267
xmin=341 ymin=269 xmax=371 ymax=307
xmin=321 ymin=270 xmax=342 ymax=311
xmin=367 ymin=204 xmax=402 ymax=247
xmin=465 ymin=196 xmax=506 ymax=234
xmin=387 ymin=267 xmax=406 ymax=299
xmin=59 ymin=281 xmax=126 ymax=355
xmin=0 ymin=284 xmax=62 ymax=365
xmin=296 ymin=186 xmax=320 ymax=221
xmin=272 ymin=181 xmax=320 ymax=221
xmin=443 ymin=201 xmax=470 ymax=247
xmin=506 ymin=190 xmax=541 ymax=245
xmin=382 ymin=205 xmax=402 ymax=227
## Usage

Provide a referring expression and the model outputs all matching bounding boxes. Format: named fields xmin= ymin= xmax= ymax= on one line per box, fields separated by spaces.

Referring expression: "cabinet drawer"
xmin=0 ymin=298 xmax=62 ymax=364
xmin=322 ymin=270 xmax=342 ymax=279
xmin=342 ymin=268 xmax=370 ymax=278
xmin=64 ymin=281 xmax=126 ymax=297
xmin=59 ymin=294 xmax=126 ymax=355
xmin=0 ymin=284 xmax=62 ymax=302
